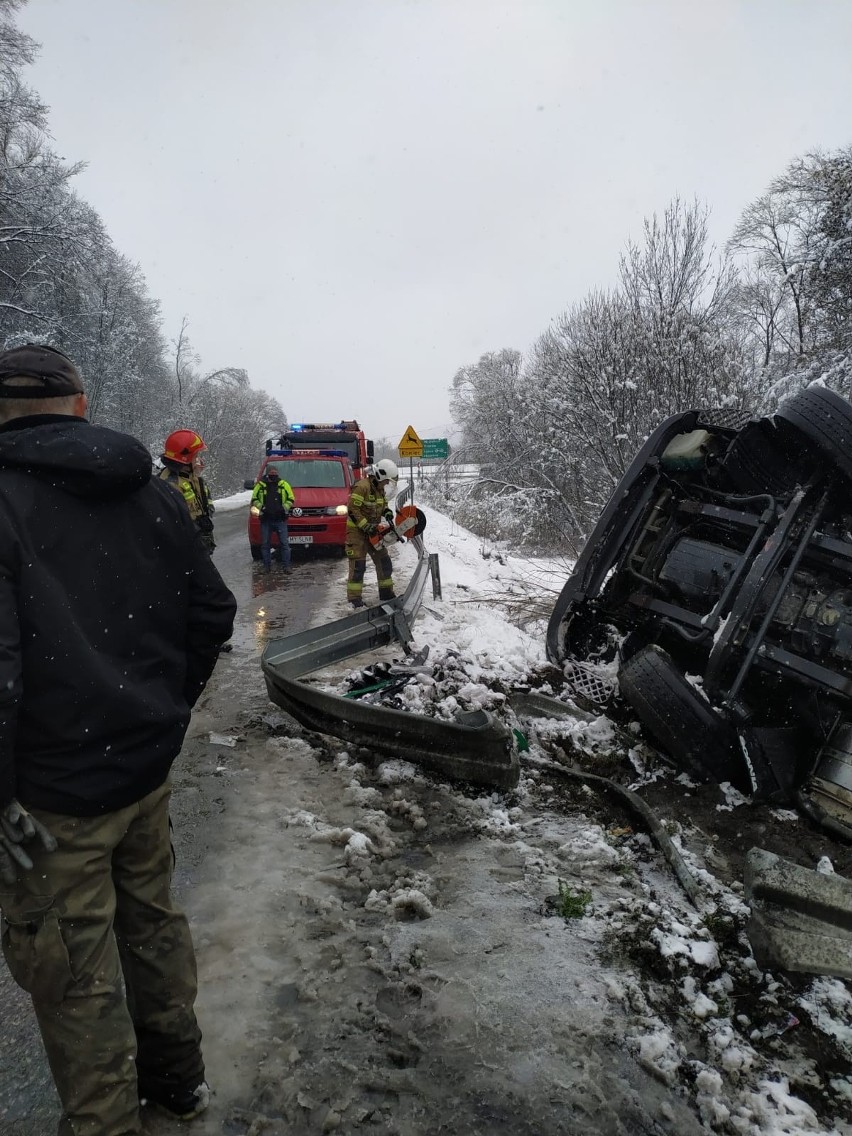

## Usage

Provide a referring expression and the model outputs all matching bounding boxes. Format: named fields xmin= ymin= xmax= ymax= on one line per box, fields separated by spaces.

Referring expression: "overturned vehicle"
xmin=546 ymin=386 xmax=852 ymax=841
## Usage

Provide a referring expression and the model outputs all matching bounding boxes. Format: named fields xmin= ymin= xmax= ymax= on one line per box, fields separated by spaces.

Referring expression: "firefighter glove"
xmin=0 ymin=799 xmax=58 ymax=882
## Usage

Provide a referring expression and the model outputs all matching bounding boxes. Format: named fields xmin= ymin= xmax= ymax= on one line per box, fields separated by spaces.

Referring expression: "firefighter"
xmin=159 ymin=430 xmax=216 ymax=553
xmin=346 ymin=457 xmax=399 ymax=608
xmin=250 ymin=466 xmax=295 ymax=572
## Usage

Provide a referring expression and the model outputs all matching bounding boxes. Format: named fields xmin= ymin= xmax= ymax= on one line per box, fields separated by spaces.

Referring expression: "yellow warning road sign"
xmin=397 ymin=424 xmax=423 ymax=457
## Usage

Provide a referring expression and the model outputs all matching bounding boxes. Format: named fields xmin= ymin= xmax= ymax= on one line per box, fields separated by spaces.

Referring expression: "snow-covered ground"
xmin=190 ymin=491 xmax=852 ymax=1135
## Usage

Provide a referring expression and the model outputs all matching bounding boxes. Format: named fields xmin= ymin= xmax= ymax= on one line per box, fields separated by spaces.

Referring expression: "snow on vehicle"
xmin=546 ymin=387 xmax=852 ymax=840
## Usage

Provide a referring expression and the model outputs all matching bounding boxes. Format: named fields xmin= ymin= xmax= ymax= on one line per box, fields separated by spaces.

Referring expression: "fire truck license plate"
xmin=288 ymin=535 xmax=313 ymax=544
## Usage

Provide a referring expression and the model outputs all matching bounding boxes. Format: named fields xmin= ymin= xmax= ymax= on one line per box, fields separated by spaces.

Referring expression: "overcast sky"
xmin=16 ymin=0 xmax=852 ymax=443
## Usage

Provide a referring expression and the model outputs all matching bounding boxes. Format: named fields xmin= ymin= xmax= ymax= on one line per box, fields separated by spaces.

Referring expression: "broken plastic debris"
xmin=208 ymin=732 xmax=238 ymax=747
xmin=749 ymin=1012 xmax=799 ymax=1040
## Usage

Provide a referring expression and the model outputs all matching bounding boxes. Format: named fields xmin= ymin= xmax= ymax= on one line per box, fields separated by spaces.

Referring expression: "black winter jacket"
xmin=0 ymin=414 xmax=237 ymax=816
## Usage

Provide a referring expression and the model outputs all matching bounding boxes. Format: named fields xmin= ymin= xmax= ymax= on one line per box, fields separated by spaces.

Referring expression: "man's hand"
xmin=0 ymin=800 xmax=57 ymax=884
xmin=0 ymin=837 xmax=33 ymax=886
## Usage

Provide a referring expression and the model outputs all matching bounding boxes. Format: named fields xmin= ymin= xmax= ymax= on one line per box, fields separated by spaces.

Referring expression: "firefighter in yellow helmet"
xmin=345 ymin=458 xmax=399 ymax=608
xmin=159 ymin=430 xmax=216 ymax=553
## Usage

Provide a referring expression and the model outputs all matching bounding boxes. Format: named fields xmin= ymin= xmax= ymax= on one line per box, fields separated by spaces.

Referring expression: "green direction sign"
xmin=421 ymin=438 xmax=449 ymax=460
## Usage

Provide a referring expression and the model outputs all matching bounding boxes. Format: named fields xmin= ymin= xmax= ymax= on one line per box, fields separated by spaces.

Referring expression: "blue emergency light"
xmin=267 ymin=448 xmax=349 ymax=458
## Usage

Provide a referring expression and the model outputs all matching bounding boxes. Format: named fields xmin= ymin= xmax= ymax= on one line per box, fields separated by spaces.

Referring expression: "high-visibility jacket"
xmin=347 ymin=476 xmax=389 ymax=533
xmin=159 ymin=465 xmax=212 ymax=525
xmin=251 ymin=478 xmax=294 ymax=519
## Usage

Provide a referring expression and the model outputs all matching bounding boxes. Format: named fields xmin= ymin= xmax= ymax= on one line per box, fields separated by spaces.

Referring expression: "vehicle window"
xmin=267 ymin=461 xmax=346 ymax=488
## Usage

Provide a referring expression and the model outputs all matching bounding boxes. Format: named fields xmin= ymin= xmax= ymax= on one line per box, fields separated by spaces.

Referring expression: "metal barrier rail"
xmin=260 ymin=533 xmax=520 ymax=788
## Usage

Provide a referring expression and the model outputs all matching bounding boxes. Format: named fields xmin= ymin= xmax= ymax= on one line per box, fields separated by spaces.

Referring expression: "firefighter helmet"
xmin=163 ymin=430 xmax=207 ymax=463
xmin=373 ymin=458 xmax=399 ymax=482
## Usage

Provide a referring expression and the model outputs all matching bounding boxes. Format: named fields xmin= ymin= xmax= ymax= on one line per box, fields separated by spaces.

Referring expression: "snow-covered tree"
xmin=730 ymin=146 xmax=852 ymax=406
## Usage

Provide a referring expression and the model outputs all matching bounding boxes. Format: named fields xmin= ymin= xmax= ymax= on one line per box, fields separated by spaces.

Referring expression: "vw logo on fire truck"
xmin=291 ymin=507 xmax=303 ymax=517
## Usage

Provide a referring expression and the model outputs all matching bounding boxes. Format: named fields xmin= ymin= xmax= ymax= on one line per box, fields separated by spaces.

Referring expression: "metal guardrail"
xmin=262 ymin=537 xmax=431 ymax=677
xmin=260 ymin=525 xmax=520 ymax=788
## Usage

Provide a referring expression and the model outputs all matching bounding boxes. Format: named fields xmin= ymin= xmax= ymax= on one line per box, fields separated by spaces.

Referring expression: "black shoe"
xmin=349 ymin=598 xmax=365 ymax=609
xmin=139 ymin=1079 xmax=210 ymax=1120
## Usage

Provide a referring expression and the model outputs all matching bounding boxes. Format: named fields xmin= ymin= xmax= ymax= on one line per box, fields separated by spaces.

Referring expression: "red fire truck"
xmin=244 ymin=421 xmax=374 ymax=559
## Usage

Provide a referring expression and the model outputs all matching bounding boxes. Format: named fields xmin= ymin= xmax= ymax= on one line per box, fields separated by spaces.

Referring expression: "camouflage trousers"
xmin=0 ymin=781 xmax=204 ymax=1136
xmin=345 ymin=527 xmax=394 ymax=603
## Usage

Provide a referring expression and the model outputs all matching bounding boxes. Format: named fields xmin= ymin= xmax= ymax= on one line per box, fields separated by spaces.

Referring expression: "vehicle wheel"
xmin=774 ymin=386 xmax=852 ymax=481
xmin=617 ymin=645 xmax=747 ymax=789
xmin=693 ymin=407 xmax=752 ymax=433
xmin=250 ymin=544 xmax=262 ymax=561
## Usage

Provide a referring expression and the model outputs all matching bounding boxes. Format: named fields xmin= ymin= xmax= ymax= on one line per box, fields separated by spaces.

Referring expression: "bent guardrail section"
xmin=260 ymin=537 xmax=520 ymax=789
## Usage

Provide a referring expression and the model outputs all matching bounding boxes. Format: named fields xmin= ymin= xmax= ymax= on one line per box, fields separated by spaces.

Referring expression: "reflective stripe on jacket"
xmin=347 ymin=476 xmax=387 ymax=532
xmin=251 ymin=480 xmax=295 ymax=515
xmin=159 ymin=467 xmax=211 ymax=523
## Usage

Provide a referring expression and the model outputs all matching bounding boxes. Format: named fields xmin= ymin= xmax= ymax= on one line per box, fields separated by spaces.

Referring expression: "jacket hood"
xmin=0 ymin=415 xmax=153 ymax=500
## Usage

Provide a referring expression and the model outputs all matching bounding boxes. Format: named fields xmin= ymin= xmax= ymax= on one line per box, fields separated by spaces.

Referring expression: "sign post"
xmin=397 ymin=425 xmax=423 ymax=499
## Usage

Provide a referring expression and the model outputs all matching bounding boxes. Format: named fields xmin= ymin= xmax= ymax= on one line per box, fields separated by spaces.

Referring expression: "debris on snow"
xmin=208 ymin=732 xmax=239 ymax=747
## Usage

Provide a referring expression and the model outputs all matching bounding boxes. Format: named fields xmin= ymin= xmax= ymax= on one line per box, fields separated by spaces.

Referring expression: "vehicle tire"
xmin=693 ymin=407 xmax=752 ymax=433
xmin=774 ymin=386 xmax=852 ymax=481
xmin=618 ymin=645 xmax=747 ymax=789
xmin=250 ymin=544 xmax=262 ymax=561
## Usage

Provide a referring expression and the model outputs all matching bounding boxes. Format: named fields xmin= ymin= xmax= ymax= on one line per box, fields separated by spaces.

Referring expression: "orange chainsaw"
xmin=368 ymin=505 xmax=427 ymax=550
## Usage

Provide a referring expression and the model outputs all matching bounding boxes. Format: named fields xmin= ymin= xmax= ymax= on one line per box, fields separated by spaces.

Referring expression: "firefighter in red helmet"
xmin=159 ymin=430 xmax=216 ymax=553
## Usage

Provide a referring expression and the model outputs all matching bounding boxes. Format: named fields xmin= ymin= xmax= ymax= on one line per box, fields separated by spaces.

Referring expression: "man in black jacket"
xmin=0 ymin=345 xmax=237 ymax=1135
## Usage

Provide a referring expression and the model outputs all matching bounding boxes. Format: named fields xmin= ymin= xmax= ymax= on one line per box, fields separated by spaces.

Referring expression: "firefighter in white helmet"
xmin=345 ymin=458 xmax=399 ymax=608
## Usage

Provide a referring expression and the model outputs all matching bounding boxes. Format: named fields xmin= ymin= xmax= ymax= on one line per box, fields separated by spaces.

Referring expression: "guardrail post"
xmin=429 ymin=553 xmax=442 ymax=600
